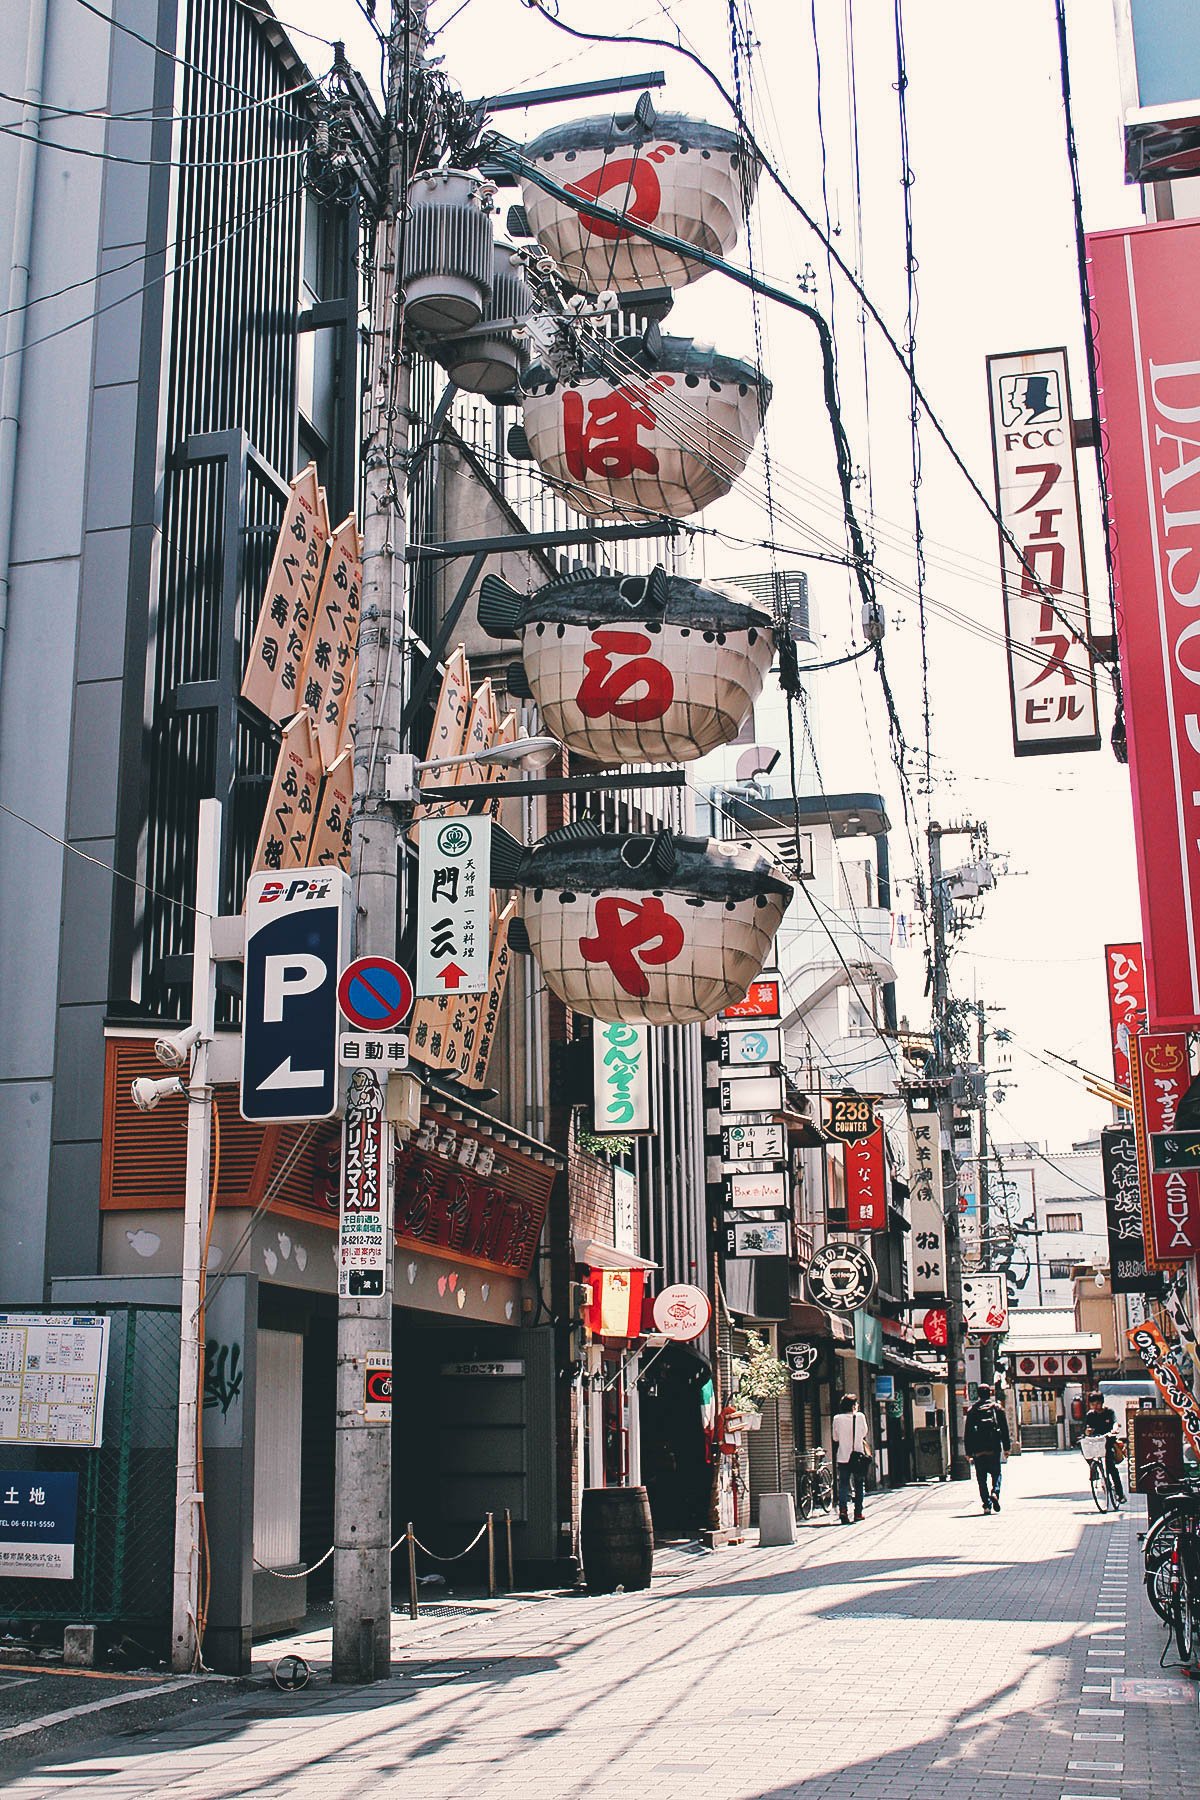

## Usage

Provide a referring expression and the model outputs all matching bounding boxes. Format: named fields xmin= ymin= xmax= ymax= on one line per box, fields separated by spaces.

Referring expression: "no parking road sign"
xmin=338 ymin=956 xmax=414 ymax=1032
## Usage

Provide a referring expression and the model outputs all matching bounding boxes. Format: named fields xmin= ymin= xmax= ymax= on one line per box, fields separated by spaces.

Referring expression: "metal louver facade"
xmin=113 ymin=0 xmax=367 ymax=1020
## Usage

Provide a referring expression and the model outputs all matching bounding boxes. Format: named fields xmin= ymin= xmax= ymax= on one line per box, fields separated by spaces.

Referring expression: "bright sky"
xmin=284 ymin=0 xmax=1149 ymax=1150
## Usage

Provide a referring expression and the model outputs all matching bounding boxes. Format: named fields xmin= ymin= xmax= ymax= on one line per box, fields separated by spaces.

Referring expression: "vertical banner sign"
xmin=961 ymin=1273 xmax=1009 ymax=1332
xmin=908 ymin=1106 xmax=947 ymax=1297
xmin=985 ymin=348 xmax=1099 ymax=756
xmin=1104 ymin=942 xmax=1146 ymax=1097
xmin=593 ymin=1019 xmax=654 ymax=1134
xmin=411 ymin=648 xmax=472 ymax=831
xmin=241 ymin=464 xmax=331 ymax=723
xmin=415 ymin=816 xmax=491 ymax=996
xmin=457 ymin=898 xmax=518 ymax=1090
xmin=305 ymin=747 xmax=354 ymax=871
xmin=1088 ymin=219 xmax=1200 ymax=1028
xmin=251 ymin=710 xmax=323 ymax=875
xmin=844 ymin=1122 xmax=886 ymax=1231
xmin=301 ymin=513 xmax=362 ymax=768
xmin=338 ymin=1068 xmax=390 ymax=1299
xmin=1127 ymin=1321 xmax=1200 ymax=1459
xmin=1130 ymin=1031 xmax=1200 ymax=1263
xmin=1101 ymin=1125 xmax=1158 ymax=1292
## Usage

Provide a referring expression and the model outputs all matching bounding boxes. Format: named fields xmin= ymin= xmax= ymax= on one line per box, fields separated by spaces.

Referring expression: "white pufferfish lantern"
xmin=519 ymin=107 xmax=759 ymax=293
xmin=521 ymin=335 xmax=771 ymax=522
xmin=491 ymin=820 xmax=792 ymax=1027
xmin=477 ymin=565 xmax=776 ymax=765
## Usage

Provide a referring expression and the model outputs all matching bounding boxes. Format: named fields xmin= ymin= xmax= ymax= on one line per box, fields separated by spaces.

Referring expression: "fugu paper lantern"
xmin=521 ymin=336 xmax=770 ymax=521
xmin=491 ymin=821 xmax=792 ymax=1026
xmin=520 ymin=110 xmax=758 ymax=293
xmin=477 ymin=565 xmax=774 ymax=764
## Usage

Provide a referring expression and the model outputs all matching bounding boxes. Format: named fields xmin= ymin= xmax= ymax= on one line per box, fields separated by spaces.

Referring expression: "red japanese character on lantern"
xmin=561 ymin=383 xmax=667 ymax=482
xmin=579 ymin=895 xmax=685 ymax=998
xmin=576 ymin=627 xmax=674 ymax=722
xmin=565 ymin=152 xmax=667 ymax=240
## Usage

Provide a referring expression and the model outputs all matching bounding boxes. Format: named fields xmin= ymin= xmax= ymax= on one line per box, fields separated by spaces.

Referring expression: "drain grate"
xmin=406 ymin=1604 xmax=486 ymax=1619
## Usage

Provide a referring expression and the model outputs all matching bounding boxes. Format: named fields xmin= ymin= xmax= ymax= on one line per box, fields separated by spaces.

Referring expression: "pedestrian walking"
xmin=832 ymin=1394 xmax=870 ymax=1524
xmin=964 ymin=1384 xmax=1010 ymax=1513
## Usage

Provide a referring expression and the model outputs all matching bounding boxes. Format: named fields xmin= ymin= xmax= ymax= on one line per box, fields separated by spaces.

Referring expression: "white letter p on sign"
xmin=263 ymin=953 xmax=325 ymax=1022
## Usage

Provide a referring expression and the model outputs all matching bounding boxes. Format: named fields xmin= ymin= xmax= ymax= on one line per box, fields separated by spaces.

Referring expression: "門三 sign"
xmin=416 ymin=817 xmax=490 ymax=997
xmin=721 ymin=1121 xmax=785 ymax=1163
xmin=593 ymin=1019 xmax=653 ymax=1134
xmin=985 ymin=346 xmax=1099 ymax=757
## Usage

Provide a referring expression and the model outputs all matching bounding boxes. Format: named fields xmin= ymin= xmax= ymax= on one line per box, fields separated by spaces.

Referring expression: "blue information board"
xmin=0 ymin=1469 xmax=79 ymax=1580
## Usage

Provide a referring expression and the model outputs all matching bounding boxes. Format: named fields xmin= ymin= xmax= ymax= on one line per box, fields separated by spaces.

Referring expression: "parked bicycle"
xmin=1081 ymin=1433 xmax=1123 ymax=1512
xmin=1140 ymin=1477 xmax=1200 ymax=1660
xmin=796 ymin=1446 xmax=834 ymax=1520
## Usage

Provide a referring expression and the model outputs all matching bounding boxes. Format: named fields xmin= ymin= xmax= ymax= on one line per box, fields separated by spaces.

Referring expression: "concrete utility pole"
xmin=928 ymin=822 xmax=969 ymax=1481
xmin=333 ymin=0 xmax=427 ymax=1684
xmin=976 ymin=1002 xmax=992 ymax=1389
xmin=171 ymin=799 xmax=220 ymax=1672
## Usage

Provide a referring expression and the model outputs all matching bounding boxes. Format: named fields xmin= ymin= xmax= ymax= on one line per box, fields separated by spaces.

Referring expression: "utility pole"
xmin=928 ymin=821 xmax=969 ymax=1480
xmin=976 ymin=1002 xmax=993 ymax=1389
xmin=333 ymin=0 xmax=427 ymax=1684
xmin=170 ymin=799 xmax=220 ymax=1673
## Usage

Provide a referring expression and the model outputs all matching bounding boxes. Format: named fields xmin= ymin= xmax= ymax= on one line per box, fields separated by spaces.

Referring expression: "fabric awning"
xmin=573 ymin=1235 xmax=658 ymax=1272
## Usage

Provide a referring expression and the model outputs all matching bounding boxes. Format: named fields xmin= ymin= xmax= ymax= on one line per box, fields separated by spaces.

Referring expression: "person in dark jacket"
xmin=963 ymin=1385 xmax=1011 ymax=1513
xmin=1083 ymin=1391 xmax=1125 ymax=1504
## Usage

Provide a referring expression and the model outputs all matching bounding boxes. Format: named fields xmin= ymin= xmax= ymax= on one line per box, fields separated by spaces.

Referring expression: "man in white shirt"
xmin=832 ymin=1394 xmax=870 ymax=1524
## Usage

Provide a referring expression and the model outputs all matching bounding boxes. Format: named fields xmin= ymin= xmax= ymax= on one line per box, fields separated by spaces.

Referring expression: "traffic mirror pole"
xmin=332 ymin=1 xmax=429 ymax=1684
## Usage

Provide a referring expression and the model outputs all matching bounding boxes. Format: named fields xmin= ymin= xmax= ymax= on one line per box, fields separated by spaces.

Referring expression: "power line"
xmin=70 ymin=0 xmax=320 ymax=110
xmin=0 ymin=116 xmax=313 ymax=170
xmin=0 ymin=179 xmax=302 ymax=366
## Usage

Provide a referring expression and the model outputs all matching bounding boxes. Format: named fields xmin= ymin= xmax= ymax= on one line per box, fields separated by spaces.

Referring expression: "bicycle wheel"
xmin=1145 ymin=1521 xmax=1177 ymax=1623
xmin=1172 ymin=1542 xmax=1195 ymax=1662
xmin=1090 ymin=1460 xmax=1111 ymax=1513
xmin=814 ymin=1468 xmax=834 ymax=1514
xmin=796 ymin=1477 xmax=814 ymax=1521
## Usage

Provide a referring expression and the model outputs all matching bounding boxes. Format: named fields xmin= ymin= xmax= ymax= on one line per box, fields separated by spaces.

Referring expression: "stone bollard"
xmin=757 ymin=1493 xmax=797 ymax=1547
xmin=63 ymin=1624 xmax=97 ymax=1668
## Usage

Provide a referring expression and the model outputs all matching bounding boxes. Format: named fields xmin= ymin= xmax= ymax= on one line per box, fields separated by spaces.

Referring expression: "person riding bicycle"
xmin=1083 ymin=1391 xmax=1126 ymax=1505
xmin=964 ymin=1384 xmax=1010 ymax=1513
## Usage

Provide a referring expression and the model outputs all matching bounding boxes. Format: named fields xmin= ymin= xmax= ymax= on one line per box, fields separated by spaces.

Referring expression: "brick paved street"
xmin=3 ymin=1454 xmax=1197 ymax=1799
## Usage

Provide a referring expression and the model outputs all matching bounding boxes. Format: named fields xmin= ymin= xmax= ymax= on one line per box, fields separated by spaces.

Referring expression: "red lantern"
xmin=477 ymin=566 xmax=774 ymax=764
xmin=520 ymin=109 xmax=759 ymax=293
xmin=522 ymin=337 xmax=771 ymax=521
xmin=492 ymin=821 xmax=791 ymax=1026
xmin=922 ymin=1308 xmax=948 ymax=1347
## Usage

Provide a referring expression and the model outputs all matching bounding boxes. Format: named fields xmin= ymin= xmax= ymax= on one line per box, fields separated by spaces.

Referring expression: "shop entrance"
xmin=638 ymin=1346 xmax=712 ymax=1537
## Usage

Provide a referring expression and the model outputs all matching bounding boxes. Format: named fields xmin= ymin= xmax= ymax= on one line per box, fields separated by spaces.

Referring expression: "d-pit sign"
xmin=241 ymin=870 xmax=350 ymax=1122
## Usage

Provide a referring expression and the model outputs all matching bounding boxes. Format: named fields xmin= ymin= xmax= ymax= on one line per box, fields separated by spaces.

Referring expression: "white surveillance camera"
xmin=154 ymin=1023 xmax=202 ymax=1069
xmin=131 ymin=1075 xmax=186 ymax=1113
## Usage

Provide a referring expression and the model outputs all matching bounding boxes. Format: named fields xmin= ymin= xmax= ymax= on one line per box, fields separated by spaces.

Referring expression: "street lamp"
xmin=385 ymin=735 xmax=561 ymax=803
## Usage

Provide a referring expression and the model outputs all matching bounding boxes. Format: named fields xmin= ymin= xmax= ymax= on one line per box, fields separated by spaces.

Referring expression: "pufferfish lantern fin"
xmin=506 ymin=916 xmax=532 ymax=956
xmin=541 ymin=819 xmax=603 ymax=848
xmin=489 ymin=823 xmax=526 ymax=886
xmin=477 ymin=574 xmax=524 ymax=640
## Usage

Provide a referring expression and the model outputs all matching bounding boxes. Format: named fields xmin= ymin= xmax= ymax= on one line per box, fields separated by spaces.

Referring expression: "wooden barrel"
xmin=580 ymin=1485 xmax=654 ymax=1593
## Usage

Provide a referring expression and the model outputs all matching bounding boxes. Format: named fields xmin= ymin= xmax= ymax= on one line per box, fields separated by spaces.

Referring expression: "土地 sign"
xmin=0 ymin=1470 xmax=79 ymax=1580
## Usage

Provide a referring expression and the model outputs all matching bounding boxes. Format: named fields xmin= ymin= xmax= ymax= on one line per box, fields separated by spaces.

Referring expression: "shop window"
xmin=1045 ymin=1211 xmax=1083 ymax=1233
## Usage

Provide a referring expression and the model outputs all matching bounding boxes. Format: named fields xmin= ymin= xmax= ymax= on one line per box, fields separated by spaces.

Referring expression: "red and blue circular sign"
xmin=337 ymin=957 xmax=414 ymax=1031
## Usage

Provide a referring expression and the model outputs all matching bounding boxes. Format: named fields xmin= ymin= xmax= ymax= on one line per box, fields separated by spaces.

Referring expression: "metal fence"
xmin=0 ymin=1306 xmax=179 ymax=1630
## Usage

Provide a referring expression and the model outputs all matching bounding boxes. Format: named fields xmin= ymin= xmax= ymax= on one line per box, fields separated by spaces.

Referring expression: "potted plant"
xmin=727 ymin=1330 xmax=789 ymax=1429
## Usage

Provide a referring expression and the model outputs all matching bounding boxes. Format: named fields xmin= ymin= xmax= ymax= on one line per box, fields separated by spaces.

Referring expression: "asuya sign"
xmin=1130 ymin=1031 xmax=1200 ymax=1263
xmin=1089 ymin=220 xmax=1200 ymax=1027
xmin=985 ymin=347 xmax=1099 ymax=756
xmin=592 ymin=1020 xmax=653 ymax=1134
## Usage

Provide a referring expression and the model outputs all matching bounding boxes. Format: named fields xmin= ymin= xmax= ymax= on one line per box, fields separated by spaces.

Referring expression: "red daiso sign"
xmin=1089 ymin=220 xmax=1200 ymax=1029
